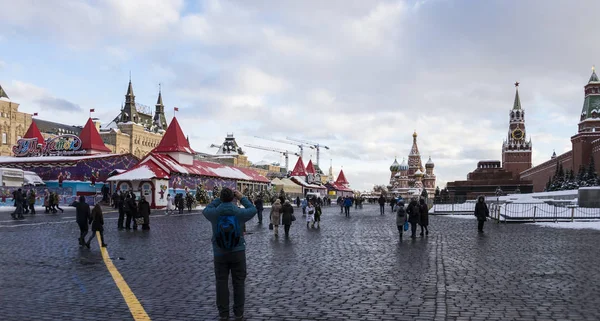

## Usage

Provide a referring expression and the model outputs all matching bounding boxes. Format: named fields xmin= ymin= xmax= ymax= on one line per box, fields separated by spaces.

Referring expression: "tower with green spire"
xmin=502 ymin=82 xmax=532 ymax=178
xmin=578 ymin=66 xmax=600 ymax=133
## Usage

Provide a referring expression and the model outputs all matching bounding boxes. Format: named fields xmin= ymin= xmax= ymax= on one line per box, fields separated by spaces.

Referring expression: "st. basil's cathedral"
xmin=387 ymin=131 xmax=436 ymax=199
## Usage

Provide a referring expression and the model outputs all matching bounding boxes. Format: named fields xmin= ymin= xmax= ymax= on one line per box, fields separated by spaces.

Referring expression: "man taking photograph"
xmin=203 ymin=187 xmax=257 ymax=321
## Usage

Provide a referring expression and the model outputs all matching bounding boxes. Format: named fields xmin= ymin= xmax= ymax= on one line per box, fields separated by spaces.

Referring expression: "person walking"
xmin=186 ymin=192 xmax=194 ymax=212
xmin=117 ymin=192 xmax=125 ymax=230
xmin=406 ymin=197 xmax=420 ymax=239
xmin=474 ymin=195 xmax=490 ymax=233
xmin=301 ymin=198 xmax=307 ymax=216
xmin=419 ymin=198 xmax=429 ymax=236
xmin=22 ymin=190 xmax=29 ymax=214
xmin=203 ymin=188 xmax=257 ymax=321
xmin=43 ymin=189 xmax=50 ymax=214
xmin=28 ymin=189 xmax=36 ymax=214
xmin=296 ymin=196 xmax=301 ymax=208
xmin=306 ymin=202 xmax=315 ymax=228
xmin=396 ymin=201 xmax=407 ymax=241
xmin=344 ymin=196 xmax=352 ymax=217
xmin=314 ymin=202 xmax=322 ymax=228
xmin=138 ymin=195 xmax=151 ymax=231
xmin=254 ymin=195 xmax=264 ymax=224
xmin=177 ymin=193 xmax=184 ymax=214
xmin=270 ymin=199 xmax=282 ymax=237
xmin=166 ymin=193 xmax=173 ymax=215
xmin=124 ymin=193 xmax=135 ymax=230
xmin=389 ymin=197 xmax=396 ymax=213
xmin=281 ymin=200 xmax=294 ymax=238
xmin=53 ymin=192 xmax=64 ymax=213
xmin=337 ymin=196 xmax=344 ymax=213
xmin=75 ymin=195 xmax=91 ymax=246
xmin=378 ymin=194 xmax=385 ymax=215
xmin=86 ymin=204 xmax=106 ymax=248
xmin=12 ymin=188 xmax=24 ymax=220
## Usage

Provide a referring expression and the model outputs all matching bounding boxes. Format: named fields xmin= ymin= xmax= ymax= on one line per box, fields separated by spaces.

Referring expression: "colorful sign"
xmin=13 ymin=135 xmax=86 ymax=157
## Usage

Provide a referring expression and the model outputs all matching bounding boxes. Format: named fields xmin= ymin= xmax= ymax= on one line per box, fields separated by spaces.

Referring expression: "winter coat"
xmin=28 ymin=191 xmax=36 ymax=205
xmin=281 ymin=203 xmax=294 ymax=225
xmin=90 ymin=207 xmax=104 ymax=232
xmin=396 ymin=206 xmax=407 ymax=226
xmin=378 ymin=196 xmax=386 ymax=205
xmin=344 ymin=198 xmax=352 ymax=207
xmin=254 ymin=198 xmax=264 ymax=211
xmin=406 ymin=200 xmax=420 ymax=224
xmin=270 ymin=203 xmax=282 ymax=226
xmin=43 ymin=192 xmax=50 ymax=207
xmin=202 ymin=197 xmax=257 ymax=256
xmin=138 ymin=200 xmax=151 ymax=225
xmin=75 ymin=201 xmax=91 ymax=225
xmin=419 ymin=203 xmax=429 ymax=227
xmin=315 ymin=205 xmax=322 ymax=219
xmin=474 ymin=201 xmax=489 ymax=221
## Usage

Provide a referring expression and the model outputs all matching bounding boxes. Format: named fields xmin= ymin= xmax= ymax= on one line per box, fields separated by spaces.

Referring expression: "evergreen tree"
xmin=587 ymin=155 xmax=598 ymax=186
xmin=577 ymin=164 xmax=587 ymax=187
xmin=421 ymin=188 xmax=428 ymax=200
xmin=544 ymin=176 xmax=552 ymax=192
xmin=434 ymin=186 xmax=441 ymax=204
xmin=440 ymin=188 xmax=450 ymax=203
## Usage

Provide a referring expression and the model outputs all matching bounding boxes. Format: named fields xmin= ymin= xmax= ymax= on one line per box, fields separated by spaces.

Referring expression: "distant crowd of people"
xmin=10 ymin=188 xmax=64 ymax=220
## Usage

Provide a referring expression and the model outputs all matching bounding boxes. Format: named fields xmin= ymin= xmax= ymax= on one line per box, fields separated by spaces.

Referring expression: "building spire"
xmin=589 ymin=65 xmax=599 ymax=83
xmin=0 ymin=84 xmax=8 ymax=100
xmin=513 ymin=82 xmax=522 ymax=110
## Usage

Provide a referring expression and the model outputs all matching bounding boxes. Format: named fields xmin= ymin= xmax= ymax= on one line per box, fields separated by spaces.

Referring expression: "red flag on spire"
xmin=89 ymin=108 xmax=95 ymax=113
xmin=174 ymin=107 xmax=179 ymax=112
xmin=33 ymin=113 xmax=38 ymax=116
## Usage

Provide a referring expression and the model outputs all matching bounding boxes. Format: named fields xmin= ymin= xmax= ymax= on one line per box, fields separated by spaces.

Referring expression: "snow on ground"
xmin=444 ymin=214 xmax=476 ymax=219
xmin=0 ymin=206 xmax=48 ymax=212
xmin=535 ymin=221 xmax=600 ymax=231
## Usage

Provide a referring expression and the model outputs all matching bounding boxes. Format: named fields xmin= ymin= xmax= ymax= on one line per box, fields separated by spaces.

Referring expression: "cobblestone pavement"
xmin=2 ymin=204 xmax=600 ymax=320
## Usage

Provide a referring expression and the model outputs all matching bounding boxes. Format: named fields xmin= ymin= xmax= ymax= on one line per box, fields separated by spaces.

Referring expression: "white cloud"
xmin=1 ymin=0 xmax=600 ymax=191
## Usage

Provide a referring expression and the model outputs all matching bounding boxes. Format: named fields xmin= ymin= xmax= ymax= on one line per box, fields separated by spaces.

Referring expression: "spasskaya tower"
xmin=502 ymin=82 xmax=532 ymax=178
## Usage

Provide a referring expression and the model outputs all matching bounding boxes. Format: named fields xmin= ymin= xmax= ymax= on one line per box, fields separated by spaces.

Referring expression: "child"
xmin=86 ymin=204 xmax=106 ymax=248
xmin=306 ymin=202 xmax=315 ymax=228
xmin=396 ymin=201 xmax=407 ymax=241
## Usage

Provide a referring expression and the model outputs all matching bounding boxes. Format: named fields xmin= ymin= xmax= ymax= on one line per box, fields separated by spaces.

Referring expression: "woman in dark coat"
xmin=86 ymin=204 xmax=106 ymax=248
xmin=419 ymin=198 xmax=429 ymax=236
xmin=281 ymin=200 xmax=294 ymax=238
xmin=138 ymin=195 xmax=151 ymax=230
xmin=75 ymin=195 xmax=91 ymax=246
xmin=406 ymin=198 xmax=420 ymax=238
xmin=474 ymin=195 xmax=490 ymax=233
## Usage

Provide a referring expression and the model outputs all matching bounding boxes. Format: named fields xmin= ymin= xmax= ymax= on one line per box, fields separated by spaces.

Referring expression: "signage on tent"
xmin=13 ymin=135 xmax=86 ymax=157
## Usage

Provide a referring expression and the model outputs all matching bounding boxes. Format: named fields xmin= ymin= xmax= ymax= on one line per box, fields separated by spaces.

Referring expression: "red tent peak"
xmin=23 ymin=121 xmax=45 ymax=146
xmin=290 ymin=157 xmax=307 ymax=176
xmin=153 ymin=117 xmax=195 ymax=154
xmin=79 ymin=118 xmax=111 ymax=153
xmin=305 ymin=159 xmax=316 ymax=174
xmin=335 ymin=169 xmax=349 ymax=185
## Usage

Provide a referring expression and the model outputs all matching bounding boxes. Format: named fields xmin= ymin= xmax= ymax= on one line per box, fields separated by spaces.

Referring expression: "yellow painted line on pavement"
xmin=97 ymin=232 xmax=151 ymax=321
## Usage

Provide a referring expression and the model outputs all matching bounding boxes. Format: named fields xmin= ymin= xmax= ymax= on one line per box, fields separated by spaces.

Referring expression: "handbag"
xmin=291 ymin=214 xmax=296 ymax=222
xmin=269 ymin=223 xmax=273 ymax=230
xmin=135 ymin=217 xmax=144 ymax=225
xmin=403 ymin=221 xmax=409 ymax=231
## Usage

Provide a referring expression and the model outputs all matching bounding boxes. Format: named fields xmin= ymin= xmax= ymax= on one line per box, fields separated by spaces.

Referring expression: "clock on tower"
xmin=502 ymin=82 xmax=532 ymax=178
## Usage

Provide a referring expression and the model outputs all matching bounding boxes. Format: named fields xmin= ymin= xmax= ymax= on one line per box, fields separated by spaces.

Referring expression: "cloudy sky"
xmin=0 ymin=0 xmax=599 ymax=191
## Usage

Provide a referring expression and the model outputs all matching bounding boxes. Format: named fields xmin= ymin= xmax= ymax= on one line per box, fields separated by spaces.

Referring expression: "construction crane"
xmin=286 ymin=137 xmax=330 ymax=169
xmin=245 ymin=144 xmax=300 ymax=172
xmin=254 ymin=136 xmax=313 ymax=159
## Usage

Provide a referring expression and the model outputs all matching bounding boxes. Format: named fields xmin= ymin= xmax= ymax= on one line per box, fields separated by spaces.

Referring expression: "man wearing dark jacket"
xmin=378 ymin=195 xmax=386 ymax=215
xmin=75 ymin=195 xmax=91 ymax=246
xmin=203 ymin=188 xmax=257 ymax=321
xmin=406 ymin=198 xmax=420 ymax=238
xmin=138 ymin=195 xmax=151 ymax=230
xmin=254 ymin=196 xmax=264 ymax=224
xmin=474 ymin=195 xmax=490 ymax=233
